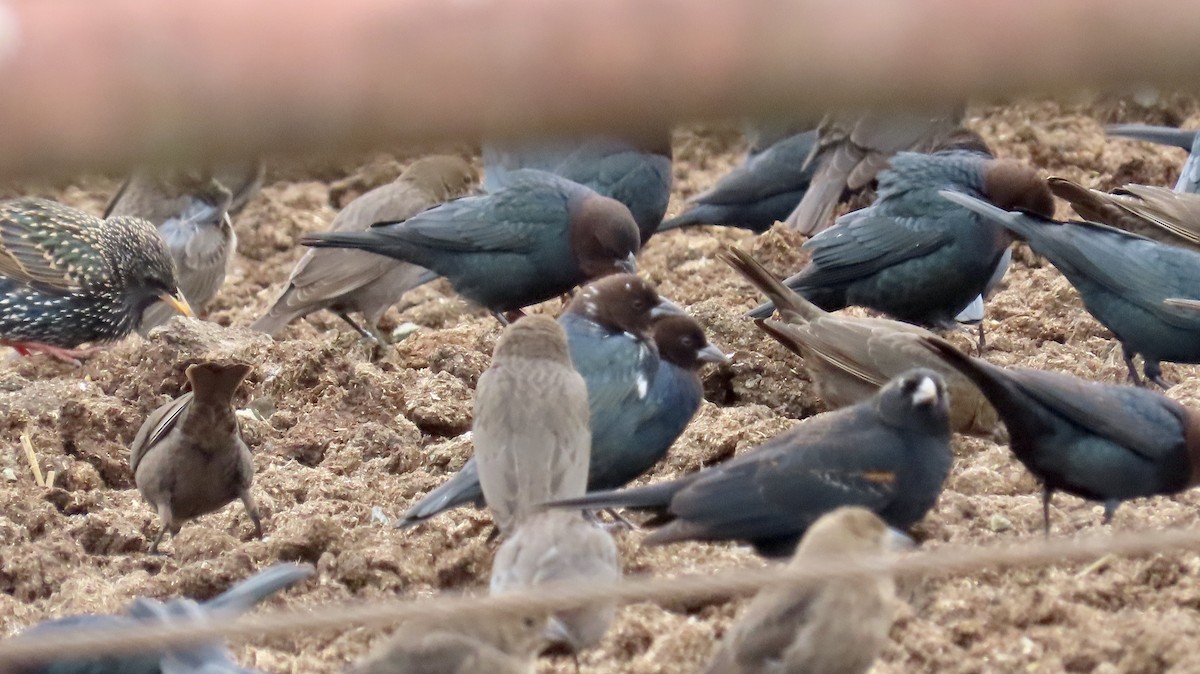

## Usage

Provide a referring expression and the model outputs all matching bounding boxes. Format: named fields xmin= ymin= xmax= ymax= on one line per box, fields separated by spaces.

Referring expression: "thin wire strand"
xmin=4 ymin=525 xmax=1200 ymax=665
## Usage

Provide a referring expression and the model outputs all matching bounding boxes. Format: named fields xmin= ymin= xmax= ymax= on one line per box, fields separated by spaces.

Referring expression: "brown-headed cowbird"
xmin=348 ymin=614 xmax=545 ymax=674
xmin=300 ymin=169 xmax=639 ymax=317
xmin=922 ymin=335 xmax=1200 ymax=532
xmin=784 ymin=108 xmax=963 ymax=233
xmin=548 ymin=370 xmax=952 ymax=558
xmin=252 ymin=156 xmax=477 ymax=340
xmin=704 ymin=507 xmax=906 ymax=674
xmin=723 ymin=246 xmax=996 ymax=435
xmin=474 ymin=315 xmax=591 ymax=534
xmin=491 ymin=509 xmax=620 ymax=655
xmin=131 ymin=362 xmax=260 ymax=553
xmin=1050 ymin=177 xmax=1200 ymax=247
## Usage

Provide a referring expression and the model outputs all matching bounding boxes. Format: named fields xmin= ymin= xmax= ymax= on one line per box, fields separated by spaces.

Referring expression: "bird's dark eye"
xmin=632 ymin=299 xmax=646 ymax=310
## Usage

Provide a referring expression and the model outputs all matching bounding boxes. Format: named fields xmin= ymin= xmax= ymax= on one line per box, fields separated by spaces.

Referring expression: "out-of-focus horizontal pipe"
xmin=0 ymin=0 xmax=1197 ymax=175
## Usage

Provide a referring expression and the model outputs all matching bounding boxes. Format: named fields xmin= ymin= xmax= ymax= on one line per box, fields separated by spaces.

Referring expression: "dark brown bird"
xmin=922 ymin=335 xmax=1200 ymax=532
xmin=723 ymin=246 xmax=997 ymax=435
xmin=1050 ymin=177 xmax=1200 ymax=248
xmin=130 ymin=362 xmax=260 ymax=554
xmin=703 ymin=507 xmax=905 ymax=674
xmin=491 ymin=509 xmax=620 ymax=655
xmin=0 ymin=198 xmax=193 ymax=363
xmin=475 ymin=315 xmax=591 ymax=534
xmin=252 ymin=156 xmax=477 ymax=340
xmin=348 ymin=614 xmax=544 ymax=674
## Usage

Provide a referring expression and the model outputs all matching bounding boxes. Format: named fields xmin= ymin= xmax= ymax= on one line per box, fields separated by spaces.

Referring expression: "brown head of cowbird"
xmin=474 ymin=315 xmax=591 ymax=534
xmin=491 ymin=509 xmax=621 ymax=656
xmin=252 ymin=156 xmax=478 ymax=341
xmin=722 ymin=246 xmax=997 ymax=436
xmin=347 ymin=612 xmax=545 ymax=674
xmin=130 ymin=361 xmax=260 ymax=554
xmin=704 ymin=507 xmax=906 ymax=674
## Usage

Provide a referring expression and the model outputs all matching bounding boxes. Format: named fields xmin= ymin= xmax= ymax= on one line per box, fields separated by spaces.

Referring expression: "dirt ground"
xmin=4 ymin=96 xmax=1200 ymax=674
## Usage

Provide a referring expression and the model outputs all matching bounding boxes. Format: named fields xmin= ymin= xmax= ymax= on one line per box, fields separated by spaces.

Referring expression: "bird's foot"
xmin=2 ymin=340 xmax=98 ymax=366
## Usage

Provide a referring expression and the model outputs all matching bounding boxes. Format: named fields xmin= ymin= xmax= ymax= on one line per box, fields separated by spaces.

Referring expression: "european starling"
xmin=0 ymin=198 xmax=192 ymax=363
xmin=131 ymin=361 xmax=260 ymax=554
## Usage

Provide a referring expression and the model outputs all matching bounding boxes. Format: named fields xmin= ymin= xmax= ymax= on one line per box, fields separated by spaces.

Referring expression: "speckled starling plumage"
xmin=0 ymin=198 xmax=192 ymax=360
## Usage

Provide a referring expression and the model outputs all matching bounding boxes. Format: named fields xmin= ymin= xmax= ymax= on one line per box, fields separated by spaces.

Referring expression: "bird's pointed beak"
xmin=541 ymin=616 xmax=576 ymax=650
xmin=911 ymin=376 xmax=938 ymax=406
xmin=697 ymin=343 xmax=731 ymax=364
xmin=649 ymin=298 xmax=686 ymax=319
xmin=159 ymin=291 xmax=194 ymax=318
xmin=885 ymin=528 xmax=915 ymax=551
xmin=617 ymin=252 xmax=638 ymax=274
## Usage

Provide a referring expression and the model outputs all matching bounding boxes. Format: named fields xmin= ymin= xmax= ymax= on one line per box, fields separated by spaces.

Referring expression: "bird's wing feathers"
xmin=373 ymin=184 xmax=563 ymax=253
xmin=130 ymin=393 xmax=193 ymax=473
xmin=797 ymin=212 xmax=951 ymax=285
xmin=0 ymin=199 xmax=111 ymax=291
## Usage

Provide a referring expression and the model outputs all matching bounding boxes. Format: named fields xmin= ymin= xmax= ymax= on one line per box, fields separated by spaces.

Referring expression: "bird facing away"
xmin=657 ymin=130 xmax=818 ymax=234
xmin=299 ymin=169 xmax=640 ymax=315
xmin=395 ymin=274 xmax=698 ymax=527
xmin=11 ymin=563 xmax=312 ymax=674
xmin=105 ymin=164 xmax=259 ymax=333
xmin=131 ymin=361 xmax=260 ymax=554
xmin=783 ymin=107 xmax=964 ymax=234
xmin=474 ymin=315 xmax=591 ymax=534
xmin=921 ymin=335 xmax=1200 ymax=532
xmin=703 ymin=507 xmax=906 ymax=674
xmin=1050 ymin=176 xmax=1200 ymax=248
xmin=0 ymin=198 xmax=193 ymax=363
xmin=481 ymin=133 xmax=673 ymax=243
xmin=548 ymin=369 xmax=953 ymax=558
xmin=942 ymin=190 xmax=1200 ymax=387
xmin=722 ymin=246 xmax=997 ymax=436
xmin=491 ymin=509 xmax=621 ymax=655
xmin=749 ymin=150 xmax=1054 ymax=330
xmin=1106 ymin=124 xmax=1200 ymax=195
xmin=251 ymin=155 xmax=477 ymax=340
xmin=347 ymin=612 xmax=545 ymax=674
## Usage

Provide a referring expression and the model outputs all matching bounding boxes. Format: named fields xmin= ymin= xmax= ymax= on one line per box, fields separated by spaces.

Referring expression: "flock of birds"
xmin=7 ymin=109 xmax=1200 ymax=673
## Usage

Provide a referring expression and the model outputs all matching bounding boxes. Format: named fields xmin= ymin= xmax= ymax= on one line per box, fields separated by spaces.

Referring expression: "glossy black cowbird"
xmin=922 ymin=335 xmax=1200 ymax=532
xmin=547 ymin=369 xmax=953 ymax=558
xmin=942 ymin=189 xmax=1200 ymax=387
xmin=703 ymin=508 xmax=908 ymax=674
xmin=1107 ymin=123 xmax=1200 ymax=194
xmin=299 ymin=170 xmax=640 ymax=316
xmin=749 ymin=151 xmax=1054 ymax=331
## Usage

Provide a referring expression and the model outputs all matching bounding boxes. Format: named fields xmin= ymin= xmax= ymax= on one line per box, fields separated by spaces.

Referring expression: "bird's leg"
xmin=1144 ymin=361 xmax=1170 ymax=390
xmin=491 ymin=311 xmax=512 ymax=326
xmin=151 ymin=502 xmax=174 ymax=555
xmin=603 ymin=508 xmax=637 ymax=531
xmin=240 ymin=489 xmax=264 ymax=538
xmin=335 ymin=312 xmax=379 ymax=342
xmin=975 ymin=322 xmax=987 ymax=355
xmin=1122 ymin=346 xmax=1144 ymax=387
xmin=1 ymin=340 xmax=98 ymax=366
xmin=1041 ymin=488 xmax=1054 ymax=537
xmin=1102 ymin=499 xmax=1120 ymax=525
xmin=150 ymin=526 xmax=167 ymax=555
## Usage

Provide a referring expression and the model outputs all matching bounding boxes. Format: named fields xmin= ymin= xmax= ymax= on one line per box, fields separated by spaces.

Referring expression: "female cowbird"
xmin=1051 ymin=176 xmax=1200 ymax=247
xmin=348 ymin=613 xmax=545 ymax=674
xmin=252 ymin=156 xmax=477 ymax=340
xmin=784 ymin=107 xmax=963 ymax=234
xmin=482 ymin=133 xmax=672 ymax=243
xmin=474 ymin=315 xmax=591 ymax=534
xmin=1107 ymin=123 xmax=1200 ymax=195
xmin=703 ymin=508 xmax=907 ymax=674
xmin=491 ymin=509 xmax=620 ymax=656
xmin=548 ymin=369 xmax=952 ymax=558
xmin=749 ymin=150 xmax=1055 ymax=331
xmin=12 ymin=563 xmax=312 ymax=674
xmin=301 ymin=169 xmax=640 ymax=317
xmin=922 ymin=336 xmax=1200 ymax=532
xmin=942 ymin=190 xmax=1200 ymax=387
xmin=395 ymin=275 xmax=718 ymax=528
xmin=723 ymin=246 xmax=996 ymax=436
xmin=657 ymin=130 xmax=818 ymax=234
xmin=0 ymin=198 xmax=193 ymax=363
xmin=131 ymin=361 xmax=260 ymax=554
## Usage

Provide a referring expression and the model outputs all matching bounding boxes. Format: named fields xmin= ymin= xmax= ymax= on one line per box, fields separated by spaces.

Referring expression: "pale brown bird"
xmin=474 ymin=315 xmax=591 ymax=534
xmin=251 ymin=155 xmax=477 ymax=341
xmin=491 ymin=509 xmax=621 ymax=655
xmin=703 ymin=507 xmax=907 ymax=674
xmin=347 ymin=614 xmax=544 ymax=674
xmin=1049 ymin=176 xmax=1200 ymax=248
xmin=130 ymin=361 xmax=260 ymax=554
xmin=723 ymin=246 xmax=997 ymax=436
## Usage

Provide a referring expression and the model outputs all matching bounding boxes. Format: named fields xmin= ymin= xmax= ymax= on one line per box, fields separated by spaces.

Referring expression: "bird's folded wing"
xmin=796 ymin=212 xmax=951 ymax=286
xmin=129 ymin=393 xmax=193 ymax=472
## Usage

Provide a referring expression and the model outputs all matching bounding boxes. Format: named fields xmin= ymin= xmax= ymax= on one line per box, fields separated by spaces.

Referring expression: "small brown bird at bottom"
xmin=130 ymin=361 xmax=261 ymax=554
xmin=346 ymin=613 xmax=546 ymax=674
xmin=703 ymin=507 xmax=909 ymax=674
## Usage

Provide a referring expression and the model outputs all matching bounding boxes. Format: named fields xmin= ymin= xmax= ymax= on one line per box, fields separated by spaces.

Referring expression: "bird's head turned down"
xmin=794 ymin=507 xmax=907 ymax=559
xmin=566 ymin=274 xmax=685 ymax=335
xmin=401 ymin=155 xmax=479 ymax=200
xmin=567 ymin=193 xmax=641 ymax=279
xmin=651 ymin=314 xmax=730 ymax=369
xmin=877 ymin=368 xmax=950 ymax=426
xmin=982 ymin=160 xmax=1056 ymax=219
xmin=492 ymin=314 xmax=573 ymax=364
xmin=105 ymin=216 xmax=194 ymax=325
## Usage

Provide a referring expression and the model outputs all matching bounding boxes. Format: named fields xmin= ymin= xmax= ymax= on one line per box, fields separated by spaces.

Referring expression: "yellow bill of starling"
xmin=0 ymin=197 xmax=191 ymax=362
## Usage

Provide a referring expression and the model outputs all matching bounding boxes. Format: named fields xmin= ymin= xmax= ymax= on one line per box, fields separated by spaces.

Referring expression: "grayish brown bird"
xmin=106 ymin=162 xmax=264 ymax=333
xmin=130 ymin=361 xmax=260 ymax=554
xmin=491 ymin=509 xmax=621 ymax=656
xmin=723 ymin=246 xmax=997 ymax=435
xmin=703 ymin=507 xmax=905 ymax=674
xmin=347 ymin=614 xmax=544 ymax=674
xmin=1050 ymin=177 xmax=1200 ymax=248
xmin=251 ymin=156 xmax=477 ymax=340
xmin=475 ymin=315 xmax=591 ymax=534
